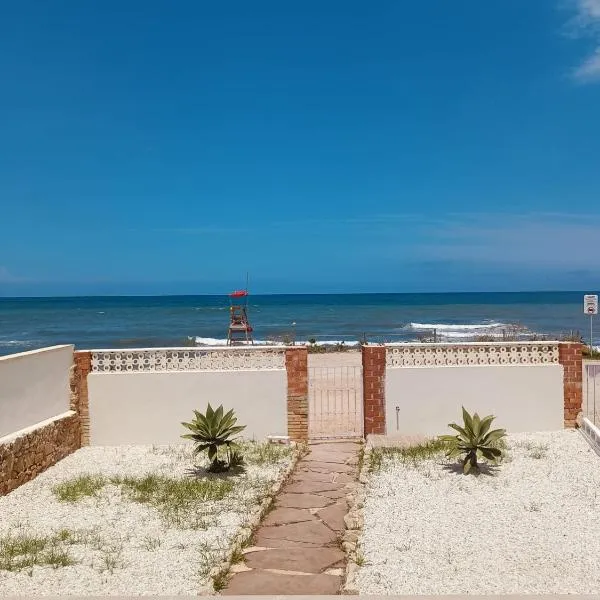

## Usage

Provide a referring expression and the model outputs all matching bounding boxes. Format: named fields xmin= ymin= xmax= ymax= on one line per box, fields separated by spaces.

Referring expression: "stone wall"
xmin=71 ymin=351 xmax=92 ymax=445
xmin=0 ymin=350 xmax=91 ymax=496
xmin=0 ymin=411 xmax=80 ymax=496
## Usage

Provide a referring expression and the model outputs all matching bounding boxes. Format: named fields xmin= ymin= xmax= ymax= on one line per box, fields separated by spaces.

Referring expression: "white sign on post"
xmin=584 ymin=295 xmax=598 ymax=315
xmin=585 ymin=294 xmax=598 ymax=353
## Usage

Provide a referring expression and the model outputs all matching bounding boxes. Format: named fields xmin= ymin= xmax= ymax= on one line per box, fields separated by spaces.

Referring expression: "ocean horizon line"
xmin=0 ymin=289 xmax=596 ymax=300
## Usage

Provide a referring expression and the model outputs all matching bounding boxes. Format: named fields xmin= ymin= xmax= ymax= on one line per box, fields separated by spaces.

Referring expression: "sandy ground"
xmin=308 ymin=350 xmax=362 ymax=368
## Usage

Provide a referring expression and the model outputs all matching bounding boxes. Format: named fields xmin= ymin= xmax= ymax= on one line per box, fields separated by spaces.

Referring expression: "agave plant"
xmin=439 ymin=407 xmax=506 ymax=474
xmin=181 ymin=403 xmax=246 ymax=472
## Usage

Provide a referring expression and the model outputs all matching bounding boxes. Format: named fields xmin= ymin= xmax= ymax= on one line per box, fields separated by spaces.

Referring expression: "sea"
xmin=0 ymin=291 xmax=598 ymax=357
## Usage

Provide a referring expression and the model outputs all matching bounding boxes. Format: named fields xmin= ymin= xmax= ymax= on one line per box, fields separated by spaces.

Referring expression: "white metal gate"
xmin=584 ymin=363 xmax=600 ymax=426
xmin=308 ymin=366 xmax=363 ymax=439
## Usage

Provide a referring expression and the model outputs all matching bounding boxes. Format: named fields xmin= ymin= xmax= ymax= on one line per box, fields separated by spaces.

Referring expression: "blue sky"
xmin=1 ymin=0 xmax=600 ymax=296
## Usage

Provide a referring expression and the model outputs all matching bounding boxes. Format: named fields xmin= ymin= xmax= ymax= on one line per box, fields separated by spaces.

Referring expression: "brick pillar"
xmin=362 ymin=345 xmax=386 ymax=435
xmin=285 ymin=347 xmax=308 ymax=442
xmin=70 ymin=351 xmax=92 ymax=445
xmin=558 ymin=342 xmax=582 ymax=428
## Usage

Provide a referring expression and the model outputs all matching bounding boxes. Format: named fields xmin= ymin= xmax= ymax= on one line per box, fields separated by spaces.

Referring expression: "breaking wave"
xmin=410 ymin=322 xmax=504 ymax=331
xmin=408 ymin=321 xmax=523 ymax=340
xmin=192 ymin=337 xmax=360 ymax=347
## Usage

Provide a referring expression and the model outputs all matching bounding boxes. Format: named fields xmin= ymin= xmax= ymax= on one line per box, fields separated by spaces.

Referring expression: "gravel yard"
xmin=356 ymin=430 xmax=600 ymax=595
xmin=0 ymin=442 xmax=297 ymax=596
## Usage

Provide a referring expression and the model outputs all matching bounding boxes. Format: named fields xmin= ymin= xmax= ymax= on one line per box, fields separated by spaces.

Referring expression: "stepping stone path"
xmin=222 ymin=441 xmax=360 ymax=595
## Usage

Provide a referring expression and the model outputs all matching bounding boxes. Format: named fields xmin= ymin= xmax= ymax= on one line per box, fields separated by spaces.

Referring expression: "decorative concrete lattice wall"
xmin=386 ymin=342 xmax=560 ymax=368
xmin=90 ymin=348 xmax=287 ymax=372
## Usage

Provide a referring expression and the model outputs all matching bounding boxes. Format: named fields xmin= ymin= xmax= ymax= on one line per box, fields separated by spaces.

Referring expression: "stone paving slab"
xmin=276 ymin=493 xmax=333 ymax=509
xmin=320 ymin=488 xmax=349 ymax=499
xmin=290 ymin=469 xmax=337 ymax=483
xmin=329 ymin=472 xmax=356 ymax=483
xmin=222 ymin=571 xmax=342 ymax=595
xmin=244 ymin=547 xmax=345 ymax=573
xmin=255 ymin=521 xmax=338 ymax=546
xmin=316 ymin=502 xmax=347 ymax=533
xmin=261 ymin=507 xmax=317 ymax=526
xmin=283 ymin=480 xmax=343 ymax=494
xmin=303 ymin=452 xmax=356 ymax=465
xmin=310 ymin=441 xmax=360 ymax=452
xmin=301 ymin=461 xmax=356 ymax=473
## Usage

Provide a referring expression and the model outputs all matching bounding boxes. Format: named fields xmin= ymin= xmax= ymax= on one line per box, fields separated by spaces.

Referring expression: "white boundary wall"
xmin=0 ymin=345 xmax=74 ymax=438
xmin=385 ymin=342 xmax=564 ymax=436
xmin=87 ymin=347 xmax=288 ymax=445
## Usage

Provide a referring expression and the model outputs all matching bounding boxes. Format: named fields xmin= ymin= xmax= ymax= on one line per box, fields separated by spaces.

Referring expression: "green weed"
xmin=113 ymin=474 xmax=234 ymax=528
xmin=53 ymin=475 xmax=106 ymax=502
xmin=0 ymin=532 xmax=76 ymax=572
xmin=368 ymin=439 xmax=448 ymax=472
xmin=141 ymin=535 xmax=161 ymax=551
xmin=240 ymin=441 xmax=294 ymax=466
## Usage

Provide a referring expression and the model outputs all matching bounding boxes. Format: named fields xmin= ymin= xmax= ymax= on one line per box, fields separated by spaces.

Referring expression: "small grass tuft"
xmin=55 ymin=529 xmax=74 ymax=544
xmin=141 ymin=535 xmax=161 ymax=551
xmin=53 ymin=475 xmax=106 ymax=502
xmin=213 ymin=570 xmax=230 ymax=592
xmin=98 ymin=545 xmax=124 ymax=575
xmin=44 ymin=544 xmax=75 ymax=569
xmin=357 ymin=444 xmax=365 ymax=473
xmin=0 ymin=532 xmax=76 ymax=572
xmin=239 ymin=441 xmax=294 ymax=466
xmin=512 ymin=440 xmax=549 ymax=460
xmin=528 ymin=443 xmax=549 ymax=460
xmin=369 ymin=439 xmax=448 ymax=472
xmin=230 ymin=547 xmax=245 ymax=564
xmin=113 ymin=474 xmax=234 ymax=528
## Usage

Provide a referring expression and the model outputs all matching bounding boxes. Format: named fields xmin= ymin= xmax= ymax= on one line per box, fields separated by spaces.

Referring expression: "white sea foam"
xmin=193 ymin=337 xmax=230 ymax=346
xmin=193 ymin=337 xmax=278 ymax=346
xmin=437 ymin=330 xmax=504 ymax=339
xmin=192 ymin=337 xmax=360 ymax=347
xmin=0 ymin=340 xmax=33 ymax=348
xmin=410 ymin=322 xmax=503 ymax=331
xmin=408 ymin=321 xmax=519 ymax=340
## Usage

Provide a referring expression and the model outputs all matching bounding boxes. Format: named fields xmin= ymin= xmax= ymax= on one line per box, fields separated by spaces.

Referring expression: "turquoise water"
xmin=0 ymin=291 xmax=597 ymax=356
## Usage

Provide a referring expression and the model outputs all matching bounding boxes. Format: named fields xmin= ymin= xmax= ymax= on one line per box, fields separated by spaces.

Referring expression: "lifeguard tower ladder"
xmin=227 ymin=289 xmax=254 ymax=345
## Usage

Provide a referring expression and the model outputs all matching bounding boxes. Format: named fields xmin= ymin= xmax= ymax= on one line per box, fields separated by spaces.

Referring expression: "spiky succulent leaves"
xmin=228 ymin=449 xmax=245 ymax=470
xmin=439 ymin=406 xmax=506 ymax=473
xmin=181 ymin=403 xmax=247 ymax=466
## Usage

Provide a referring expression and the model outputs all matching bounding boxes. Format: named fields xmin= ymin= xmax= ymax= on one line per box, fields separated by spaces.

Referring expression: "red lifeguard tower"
xmin=227 ymin=289 xmax=254 ymax=345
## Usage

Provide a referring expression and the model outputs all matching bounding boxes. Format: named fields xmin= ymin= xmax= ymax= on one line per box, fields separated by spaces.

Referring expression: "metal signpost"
xmin=584 ymin=294 xmax=598 ymax=353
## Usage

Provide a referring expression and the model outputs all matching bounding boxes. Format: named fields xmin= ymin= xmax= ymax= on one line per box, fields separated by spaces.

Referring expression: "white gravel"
xmin=0 ymin=443 xmax=294 ymax=596
xmin=356 ymin=430 xmax=600 ymax=595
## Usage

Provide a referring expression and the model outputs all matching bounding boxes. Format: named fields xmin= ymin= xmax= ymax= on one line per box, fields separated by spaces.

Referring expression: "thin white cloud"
xmin=574 ymin=47 xmax=600 ymax=80
xmin=415 ymin=213 xmax=600 ymax=269
xmin=579 ymin=0 xmax=600 ymax=20
xmin=0 ymin=266 xmax=20 ymax=282
xmin=568 ymin=0 xmax=600 ymax=82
